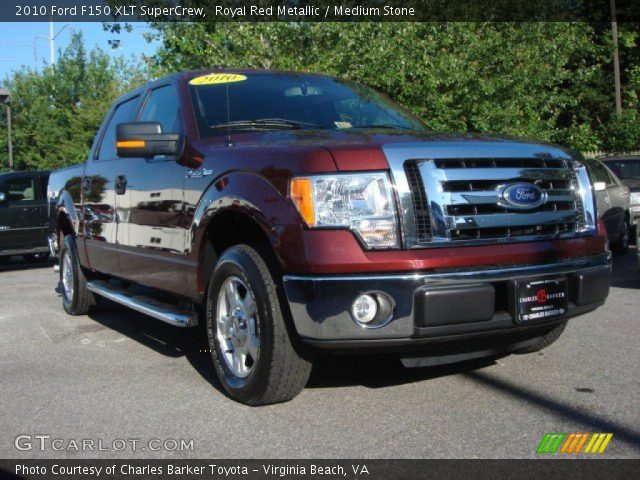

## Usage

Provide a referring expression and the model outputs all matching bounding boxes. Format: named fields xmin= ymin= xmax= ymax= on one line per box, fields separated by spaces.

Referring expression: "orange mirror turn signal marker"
xmin=290 ymin=178 xmax=315 ymax=226
xmin=116 ymin=140 xmax=146 ymax=148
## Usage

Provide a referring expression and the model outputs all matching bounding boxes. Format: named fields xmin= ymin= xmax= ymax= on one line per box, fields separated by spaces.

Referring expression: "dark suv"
xmin=0 ymin=170 xmax=51 ymax=264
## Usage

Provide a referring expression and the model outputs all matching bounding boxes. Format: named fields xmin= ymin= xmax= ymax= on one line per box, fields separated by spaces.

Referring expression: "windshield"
xmin=187 ymin=73 xmax=425 ymax=138
xmin=604 ymin=160 xmax=640 ymax=180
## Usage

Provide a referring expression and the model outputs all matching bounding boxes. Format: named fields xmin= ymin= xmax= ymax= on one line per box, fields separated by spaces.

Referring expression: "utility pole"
xmin=0 ymin=89 xmax=13 ymax=171
xmin=35 ymin=19 xmax=72 ymax=65
xmin=611 ymin=0 xmax=622 ymax=115
xmin=49 ymin=20 xmax=54 ymax=65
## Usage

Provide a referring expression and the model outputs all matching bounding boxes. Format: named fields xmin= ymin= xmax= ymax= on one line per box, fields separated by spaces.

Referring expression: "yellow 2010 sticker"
xmin=189 ymin=73 xmax=247 ymax=86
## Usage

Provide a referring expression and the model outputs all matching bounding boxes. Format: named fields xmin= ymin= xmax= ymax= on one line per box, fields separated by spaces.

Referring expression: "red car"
xmin=48 ymin=70 xmax=611 ymax=404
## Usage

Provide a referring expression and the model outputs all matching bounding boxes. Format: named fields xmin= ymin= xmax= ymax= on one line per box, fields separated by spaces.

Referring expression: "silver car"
xmin=584 ymin=158 xmax=631 ymax=255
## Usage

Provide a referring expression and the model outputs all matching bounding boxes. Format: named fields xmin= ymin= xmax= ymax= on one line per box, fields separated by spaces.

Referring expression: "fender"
xmin=189 ymin=171 xmax=301 ymax=265
xmin=55 ymin=190 xmax=81 ymax=236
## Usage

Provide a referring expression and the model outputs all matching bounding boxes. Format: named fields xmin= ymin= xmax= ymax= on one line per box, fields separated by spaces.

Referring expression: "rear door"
xmin=115 ymin=83 xmax=190 ymax=295
xmin=83 ymin=95 xmax=141 ymax=276
xmin=0 ymin=175 xmax=42 ymax=249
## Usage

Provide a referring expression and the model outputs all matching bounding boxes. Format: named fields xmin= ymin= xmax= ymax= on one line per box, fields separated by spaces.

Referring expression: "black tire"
xmin=59 ymin=234 xmax=97 ymax=315
xmin=515 ymin=321 xmax=567 ymax=354
xmin=0 ymin=256 xmax=9 ymax=264
xmin=23 ymin=252 xmax=50 ymax=263
xmin=206 ymin=244 xmax=312 ymax=405
xmin=611 ymin=216 xmax=630 ymax=255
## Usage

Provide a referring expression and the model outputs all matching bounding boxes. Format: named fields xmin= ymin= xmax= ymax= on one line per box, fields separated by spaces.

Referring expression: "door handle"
xmin=115 ymin=175 xmax=127 ymax=195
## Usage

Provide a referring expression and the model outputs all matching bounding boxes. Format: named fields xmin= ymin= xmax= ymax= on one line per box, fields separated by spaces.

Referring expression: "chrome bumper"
xmin=283 ymin=253 xmax=611 ymax=346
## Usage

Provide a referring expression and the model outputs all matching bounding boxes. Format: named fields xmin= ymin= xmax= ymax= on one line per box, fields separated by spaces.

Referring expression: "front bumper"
xmin=283 ymin=253 xmax=611 ymax=349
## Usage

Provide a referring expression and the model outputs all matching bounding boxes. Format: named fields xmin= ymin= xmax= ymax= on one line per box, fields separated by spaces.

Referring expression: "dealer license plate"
xmin=516 ymin=277 xmax=568 ymax=323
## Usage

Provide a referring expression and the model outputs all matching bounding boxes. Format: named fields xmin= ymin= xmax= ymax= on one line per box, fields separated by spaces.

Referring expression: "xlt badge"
xmin=185 ymin=168 xmax=213 ymax=179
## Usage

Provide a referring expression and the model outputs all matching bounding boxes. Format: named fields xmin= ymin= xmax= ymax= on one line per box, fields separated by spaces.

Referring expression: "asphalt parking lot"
xmin=0 ymin=249 xmax=639 ymax=459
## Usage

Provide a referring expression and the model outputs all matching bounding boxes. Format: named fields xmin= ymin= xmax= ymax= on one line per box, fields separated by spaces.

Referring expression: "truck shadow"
xmin=86 ymin=300 xmax=225 ymax=394
xmin=0 ymin=256 xmax=54 ymax=272
xmin=307 ymin=353 xmax=498 ymax=389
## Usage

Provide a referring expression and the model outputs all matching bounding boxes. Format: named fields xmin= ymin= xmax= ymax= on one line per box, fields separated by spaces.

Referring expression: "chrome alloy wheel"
xmin=61 ymin=249 xmax=74 ymax=302
xmin=215 ymin=276 xmax=260 ymax=378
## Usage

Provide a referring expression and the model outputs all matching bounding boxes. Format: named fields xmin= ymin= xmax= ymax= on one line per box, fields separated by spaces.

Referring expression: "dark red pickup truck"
xmin=48 ymin=70 xmax=611 ymax=404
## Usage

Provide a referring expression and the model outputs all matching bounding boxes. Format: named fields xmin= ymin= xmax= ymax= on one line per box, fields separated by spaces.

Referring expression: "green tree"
xmin=149 ymin=22 xmax=638 ymax=152
xmin=0 ymin=32 xmax=147 ymax=171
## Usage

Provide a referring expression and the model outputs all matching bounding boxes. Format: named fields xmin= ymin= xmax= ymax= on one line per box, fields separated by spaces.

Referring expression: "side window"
xmin=0 ymin=178 xmax=36 ymax=202
xmin=97 ymin=96 xmax=140 ymax=160
xmin=139 ymin=85 xmax=183 ymax=134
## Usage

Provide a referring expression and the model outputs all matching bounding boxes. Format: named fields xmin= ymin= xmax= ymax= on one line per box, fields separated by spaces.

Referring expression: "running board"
xmin=86 ymin=280 xmax=197 ymax=327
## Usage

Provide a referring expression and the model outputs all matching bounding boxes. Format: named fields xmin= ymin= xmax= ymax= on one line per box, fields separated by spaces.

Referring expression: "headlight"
xmin=630 ymin=192 xmax=640 ymax=206
xmin=290 ymin=172 xmax=400 ymax=249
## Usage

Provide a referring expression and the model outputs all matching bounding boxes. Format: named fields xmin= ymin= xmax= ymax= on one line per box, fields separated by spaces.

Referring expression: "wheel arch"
xmin=190 ymin=172 xmax=301 ymax=294
xmin=54 ymin=190 xmax=80 ymax=239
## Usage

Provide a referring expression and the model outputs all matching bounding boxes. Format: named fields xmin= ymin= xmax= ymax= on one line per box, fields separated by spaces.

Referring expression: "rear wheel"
xmin=515 ymin=321 xmax=567 ymax=354
xmin=206 ymin=244 xmax=312 ymax=405
xmin=23 ymin=252 xmax=50 ymax=263
xmin=611 ymin=216 xmax=630 ymax=255
xmin=59 ymin=235 xmax=97 ymax=315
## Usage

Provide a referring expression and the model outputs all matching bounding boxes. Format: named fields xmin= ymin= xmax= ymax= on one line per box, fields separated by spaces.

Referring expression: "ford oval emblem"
xmin=500 ymin=183 xmax=546 ymax=210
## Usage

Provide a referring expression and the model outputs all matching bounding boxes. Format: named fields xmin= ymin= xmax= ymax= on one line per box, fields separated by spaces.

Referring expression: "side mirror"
xmin=0 ymin=192 xmax=5 ymax=202
xmin=116 ymin=122 xmax=184 ymax=159
xmin=593 ymin=181 xmax=607 ymax=192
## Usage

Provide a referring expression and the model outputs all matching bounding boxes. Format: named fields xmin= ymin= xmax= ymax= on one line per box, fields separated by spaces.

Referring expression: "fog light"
xmin=351 ymin=294 xmax=378 ymax=324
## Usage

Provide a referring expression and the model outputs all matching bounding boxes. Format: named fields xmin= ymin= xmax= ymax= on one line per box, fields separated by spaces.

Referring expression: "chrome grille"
xmin=397 ymin=155 xmax=596 ymax=247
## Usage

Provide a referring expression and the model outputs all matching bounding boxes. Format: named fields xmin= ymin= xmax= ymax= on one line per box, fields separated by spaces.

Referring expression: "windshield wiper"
xmin=210 ymin=118 xmax=325 ymax=130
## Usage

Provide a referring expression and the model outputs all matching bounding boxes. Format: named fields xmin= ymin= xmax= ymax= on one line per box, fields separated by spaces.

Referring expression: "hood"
xmin=194 ymin=129 xmax=578 ymax=171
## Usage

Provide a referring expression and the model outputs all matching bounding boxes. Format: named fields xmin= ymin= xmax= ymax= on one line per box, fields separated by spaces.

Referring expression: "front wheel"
xmin=206 ymin=244 xmax=312 ymax=405
xmin=59 ymin=235 xmax=97 ymax=315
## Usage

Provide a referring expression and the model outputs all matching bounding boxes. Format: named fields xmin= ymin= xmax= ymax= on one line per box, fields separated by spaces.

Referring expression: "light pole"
xmin=0 ymin=89 xmax=12 ymax=171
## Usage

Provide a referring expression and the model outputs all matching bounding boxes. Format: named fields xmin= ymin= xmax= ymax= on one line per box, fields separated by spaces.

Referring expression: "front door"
xmin=115 ymin=84 xmax=190 ymax=296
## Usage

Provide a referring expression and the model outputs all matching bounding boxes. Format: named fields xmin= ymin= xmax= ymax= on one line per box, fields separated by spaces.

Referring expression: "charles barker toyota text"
xmin=47 ymin=69 xmax=611 ymax=405
xmin=16 ymin=463 xmax=361 ymax=477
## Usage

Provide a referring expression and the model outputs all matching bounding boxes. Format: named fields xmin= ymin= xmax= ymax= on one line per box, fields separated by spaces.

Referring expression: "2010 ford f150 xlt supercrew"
xmin=48 ymin=70 xmax=611 ymax=405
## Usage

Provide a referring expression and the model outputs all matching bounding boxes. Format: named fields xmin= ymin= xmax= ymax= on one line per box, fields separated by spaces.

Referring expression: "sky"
xmin=0 ymin=21 xmax=158 ymax=79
